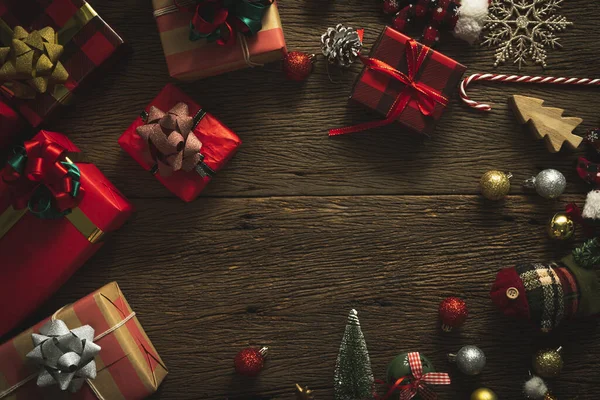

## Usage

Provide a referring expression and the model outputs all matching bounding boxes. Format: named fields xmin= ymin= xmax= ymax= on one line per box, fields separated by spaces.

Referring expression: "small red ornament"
xmin=439 ymin=297 xmax=468 ymax=332
xmin=282 ymin=51 xmax=315 ymax=81
xmin=234 ymin=346 xmax=268 ymax=376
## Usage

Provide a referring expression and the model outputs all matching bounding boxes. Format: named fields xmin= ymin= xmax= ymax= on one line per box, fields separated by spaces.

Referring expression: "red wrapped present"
xmin=0 ymin=0 xmax=125 ymax=127
xmin=152 ymin=0 xmax=286 ymax=80
xmin=330 ymin=27 xmax=467 ymax=136
xmin=0 ymin=100 xmax=24 ymax=150
xmin=0 ymin=131 xmax=133 ymax=337
xmin=118 ymin=84 xmax=242 ymax=202
xmin=0 ymin=282 xmax=168 ymax=399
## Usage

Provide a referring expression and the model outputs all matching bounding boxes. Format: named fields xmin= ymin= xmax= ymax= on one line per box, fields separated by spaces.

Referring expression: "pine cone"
xmin=320 ymin=24 xmax=362 ymax=67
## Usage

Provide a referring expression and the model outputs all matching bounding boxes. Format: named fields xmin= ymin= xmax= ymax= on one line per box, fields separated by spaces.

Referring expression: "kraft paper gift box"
xmin=0 ymin=282 xmax=168 ymax=399
xmin=152 ymin=0 xmax=286 ymax=80
xmin=0 ymin=0 xmax=125 ymax=127
xmin=0 ymin=131 xmax=133 ymax=337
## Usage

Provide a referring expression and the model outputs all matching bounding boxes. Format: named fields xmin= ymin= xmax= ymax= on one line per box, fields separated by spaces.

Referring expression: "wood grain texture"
xmin=4 ymin=0 xmax=600 ymax=399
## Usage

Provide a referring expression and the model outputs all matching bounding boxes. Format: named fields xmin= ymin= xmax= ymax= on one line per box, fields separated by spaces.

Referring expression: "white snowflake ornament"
xmin=482 ymin=0 xmax=573 ymax=70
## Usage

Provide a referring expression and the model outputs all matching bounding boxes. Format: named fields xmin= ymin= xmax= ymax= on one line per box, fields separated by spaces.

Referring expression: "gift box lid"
xmin=118 ymin=83 xmax=242 ymax=201
xmin=350 ymin=27 xmax=467 ymax=134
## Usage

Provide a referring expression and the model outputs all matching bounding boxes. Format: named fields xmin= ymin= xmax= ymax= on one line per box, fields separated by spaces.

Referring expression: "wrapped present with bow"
xmin=152 ymin=0 xmax=286 ymax=80
xmin=0 ymin=131 xmax=133 ymax=337
xmin=330 ymin=27 xmax=466 ymax=137
xmin=118 ymin=84 xmax=242 ymax=201
xmin=0 ymin=282 xmax=168 ymax=399
xmin=0 ymin=0 xmax=125 ymax=127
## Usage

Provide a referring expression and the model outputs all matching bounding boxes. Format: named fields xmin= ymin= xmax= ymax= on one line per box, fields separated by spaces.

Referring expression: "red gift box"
xmin=0 ymin=282 xmax=168 ymax=399
xmin=0 ymin=0 xmax=125 ymax=127
xmin=0 ymin=131 xmax=133 ymax=337
xmin=333 ymin=27 xmax=467 ymax=136
xmin=118 ymin=84 xmax=242 ymax=202
xmin=0 ymin=100 xmax=24 ymax=150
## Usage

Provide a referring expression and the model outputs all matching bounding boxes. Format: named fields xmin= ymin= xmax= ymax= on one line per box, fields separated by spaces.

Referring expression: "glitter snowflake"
xmin=482 ymin=0 xmax=573 ymax=70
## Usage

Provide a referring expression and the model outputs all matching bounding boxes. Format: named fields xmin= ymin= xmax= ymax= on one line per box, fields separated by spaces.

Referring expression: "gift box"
xmin=0 ymin=0 xmax=125 ymax=127
xmin=152 ymin=0 xmax=286 ymax=80
xmin=332 ymin=27 xmax=467 ymax=136
xmin=0 ymin=100 xmax=24 ymax=151
xmin=0 ymin=131 xmax=133 ymax=337
xmin=0 ymin=282 xmax=168 ymax=399
xmin=118 ymin=84 xmax=242 ymax=202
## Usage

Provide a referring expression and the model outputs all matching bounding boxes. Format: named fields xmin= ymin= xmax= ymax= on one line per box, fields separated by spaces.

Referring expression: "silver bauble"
xmin=448 ymin=345 xmax=486 ymax=375
xmin=524 ymin=169 xmax=566 ymax=199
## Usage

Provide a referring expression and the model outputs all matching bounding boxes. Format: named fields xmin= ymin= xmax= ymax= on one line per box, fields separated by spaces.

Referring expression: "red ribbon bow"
xmin=329 ymin=39 xmax=448 ymax=136
xmin=1 ymin=136 xmax=81 ymax=212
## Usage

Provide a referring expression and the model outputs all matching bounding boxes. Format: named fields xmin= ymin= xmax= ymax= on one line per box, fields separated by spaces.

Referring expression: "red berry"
xmin=282 ymin=51 xmax=315 ymax=81
xmin=383 ymin=0 xmax=401 ymax=14
xmin=439 ymin=297 xmax=468 ymax=332
xmin=234 ymin=347 xmax=268 ymax=376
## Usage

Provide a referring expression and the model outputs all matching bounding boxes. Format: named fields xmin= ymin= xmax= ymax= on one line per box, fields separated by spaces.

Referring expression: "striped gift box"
xmin=153 ymin=0 xmax=286 ymax=81
xmin=0 ymin=282 xmax=168 ymax=400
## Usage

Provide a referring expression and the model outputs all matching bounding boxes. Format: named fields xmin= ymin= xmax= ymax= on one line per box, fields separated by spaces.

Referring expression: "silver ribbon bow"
xmin=26 ymin=319 xmax=101 ymax=392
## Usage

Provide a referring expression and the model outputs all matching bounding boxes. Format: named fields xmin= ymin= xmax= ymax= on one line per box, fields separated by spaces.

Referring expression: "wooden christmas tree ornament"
xmin=510 ymin=95 xmax=583 ymax=153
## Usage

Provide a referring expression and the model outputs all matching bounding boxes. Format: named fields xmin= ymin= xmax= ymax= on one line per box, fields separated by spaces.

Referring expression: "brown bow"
xmin=0 ymin=26 xmax=69 ymax=99
xmin=136 ymin=103 xmax=202 ymax=176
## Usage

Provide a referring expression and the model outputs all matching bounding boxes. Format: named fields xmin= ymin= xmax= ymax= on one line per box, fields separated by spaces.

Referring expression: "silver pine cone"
xmin=321 ymin=24 xmax=362 ymax=67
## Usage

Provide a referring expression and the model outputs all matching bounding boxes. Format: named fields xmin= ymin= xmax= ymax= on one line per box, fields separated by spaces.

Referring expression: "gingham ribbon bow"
xmin=398 ymin=352 xmax=451 ymax=400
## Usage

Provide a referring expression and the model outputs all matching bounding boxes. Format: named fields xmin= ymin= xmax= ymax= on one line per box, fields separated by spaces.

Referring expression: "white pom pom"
xmin=523 ymin=376 xmax=548 ymax=399
xmin=453 ymin=0 xmax=490 ymax=44
xmin=582 ymin=190 xmax=600 ymax=220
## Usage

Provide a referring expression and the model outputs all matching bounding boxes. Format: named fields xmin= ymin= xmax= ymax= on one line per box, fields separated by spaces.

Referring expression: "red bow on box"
xmin=330 ymin=39 xmax=448 ymax=136
xmin=1 ymin=136 xmax=82 ymax=214
xmin=377 ymin=352 xmax=451 ymax=400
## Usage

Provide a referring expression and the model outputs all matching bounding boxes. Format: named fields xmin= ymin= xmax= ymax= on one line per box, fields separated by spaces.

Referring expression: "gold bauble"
xmin=470 ymin=387 xmax=498 ymax=400
xmin=548 ymin=212 xmax=575 ymax=240
xmin=480 ymin=170 xmax=512 ymax=200
xmin=533 ymin=348 xmax=564 ymax=378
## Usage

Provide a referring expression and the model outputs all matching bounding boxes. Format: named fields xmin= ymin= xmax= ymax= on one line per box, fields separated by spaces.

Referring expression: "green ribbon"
xmin=7 ymin=150 xmax=81 ymax=220
xmin=189 ymin=0 xmax=271 ymax=42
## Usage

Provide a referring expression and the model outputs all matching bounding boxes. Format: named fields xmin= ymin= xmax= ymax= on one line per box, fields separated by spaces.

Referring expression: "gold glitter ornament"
xmin=548 ymin=212 xmax=575 ymax=240
xmin=295 ymin=383 xmax=314 ymax=400
xmin=533 ymin=347 xmax=564 ymax=378
xmin=470 ymin=387 xmax=498 ymax=400
xmin=544 ymin=394 xmax=558 ymax=400
xmin=480 ymin=170 xmax=512 ymax=200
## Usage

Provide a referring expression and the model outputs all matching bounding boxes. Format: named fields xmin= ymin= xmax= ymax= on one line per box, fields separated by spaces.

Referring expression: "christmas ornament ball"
xmin=282 ymin=52 xmax=315 ymax=81
xmin=526 ymin=169 xmax=567 ymax=199
xmin=533 ymin=348 xmax=564 ymax=378
xmin=439 ymin=297 xmax=468 ymax=332
xmin=386 ymin=352 xmax=435 ymax=385
xmin=480 ymin=170 xmax=512 ymax=200
xmin=234 ymin=347 xmax=268 ymax=376
xmin=449 ymin=345 xmax=486 ymax=375
xmin=548 ymin=212 xmax=575 ymax=240
xmin=470 ymin=388 xmax=498 ymax=400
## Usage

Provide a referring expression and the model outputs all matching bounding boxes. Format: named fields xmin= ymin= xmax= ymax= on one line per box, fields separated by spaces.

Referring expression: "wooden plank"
xmin=36 ymin=0 xmax=600 ymax=198
xmin=18 ymin=195 xmax=596 ymax=399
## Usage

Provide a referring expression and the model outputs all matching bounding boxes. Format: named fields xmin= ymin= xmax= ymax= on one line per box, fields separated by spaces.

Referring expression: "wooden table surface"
xmin=8 ymin=0 xmax=600 ymax=398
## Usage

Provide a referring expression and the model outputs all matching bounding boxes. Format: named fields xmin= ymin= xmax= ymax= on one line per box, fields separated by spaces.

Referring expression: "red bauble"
xmin=234 ymin=347 xmax=268 ymax=376
xmin=282 ymin=51 xmax=315 ymax=81
xmin=383 ymin=0 xmax=401 ymax=14
xmin=439 ymin=297 xmax=468 ymax=332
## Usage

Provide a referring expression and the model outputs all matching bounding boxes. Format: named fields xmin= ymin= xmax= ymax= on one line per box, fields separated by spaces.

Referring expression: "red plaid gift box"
xmin=0 ymin=0 xmax=124 ymax=127
xmin=332 ymin=27 xmax=466 ymax=136
xmin=118 ymin=84 xmax=242 ymax=202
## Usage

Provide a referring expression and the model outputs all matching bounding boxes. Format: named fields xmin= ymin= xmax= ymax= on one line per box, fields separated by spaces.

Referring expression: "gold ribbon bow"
xmin=136 ymin=103 xmax=204 ymax=177
xmin=0 ymin=26 xmax=69 ymax=99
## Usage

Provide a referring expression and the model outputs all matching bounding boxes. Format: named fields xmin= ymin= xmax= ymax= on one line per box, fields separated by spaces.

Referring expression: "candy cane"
xmin=460 ymin=73 xmax=600 ymax=111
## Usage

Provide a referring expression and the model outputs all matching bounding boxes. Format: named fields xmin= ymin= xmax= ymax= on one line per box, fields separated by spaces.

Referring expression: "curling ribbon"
xmin=329 ymin=40 xmax=448 ymax=136
xmin=1 ymin=136 xmax=82 ymax=219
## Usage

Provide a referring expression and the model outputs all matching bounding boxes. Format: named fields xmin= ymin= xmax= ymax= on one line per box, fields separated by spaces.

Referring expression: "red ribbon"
xmin=1 ymin=136 xmax=81 ymax=212
xmin=376 ymin=352 xmax=450 ymax=400
xmin=329 ymin=40 xmax=449 ymax=136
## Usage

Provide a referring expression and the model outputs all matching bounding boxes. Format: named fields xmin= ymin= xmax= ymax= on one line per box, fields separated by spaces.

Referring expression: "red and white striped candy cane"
xmin=460 ymin=73 xmax=600 ymax=111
